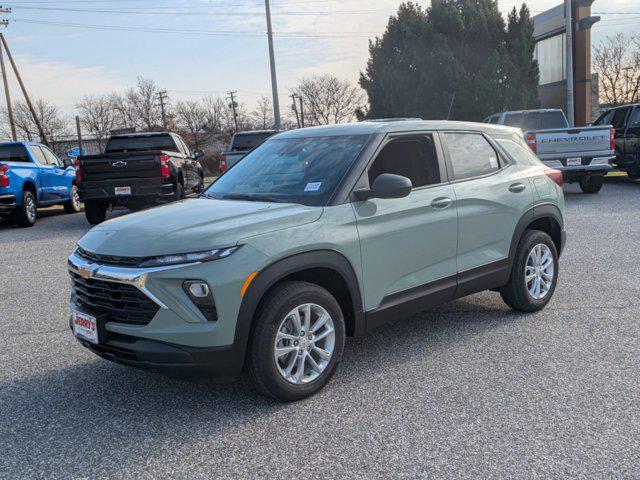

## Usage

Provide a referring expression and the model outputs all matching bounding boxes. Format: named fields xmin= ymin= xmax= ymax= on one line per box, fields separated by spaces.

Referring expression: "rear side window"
xmin=28 ymin=145 xmax=47 ymax=164
xmin=368 ymin=135 xmax=441 ymax=188
xmin=494 ymin=135 xmax=543 ymax=168
xmin=444 ymin=133 xmax=500 ymax=181
xmin=231 ymin=133 xmax=273 ymax=151
xmin=0 ymin=144 xmax=31 ymax=162
xmin=502 ymin=111 xmax=568 ymax=130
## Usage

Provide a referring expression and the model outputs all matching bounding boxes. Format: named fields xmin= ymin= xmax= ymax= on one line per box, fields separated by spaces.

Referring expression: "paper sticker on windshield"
xmin=489 ymin=156 xmax=498 ymax=168
xmin=304 ymin=182 xmax=322 ymax=192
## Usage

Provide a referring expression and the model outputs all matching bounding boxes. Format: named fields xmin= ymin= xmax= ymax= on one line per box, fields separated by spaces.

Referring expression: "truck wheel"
xmin=579 ymin=175 xmax=604 ymax=194
xmin=247 ymin=281 xmax=346 ymax=402
xmin=174 ymin=181 xmax=184 ymax=201
xmin=627 ymin=162 xmax=640 ymax=180
xmin=84 ymin=201 xmax=107 ymax=225
xmin=12 ymin=191 xmax=37 ymax=227
xmin=63 ymin=185 xmax=82 ymax=214
xmin=500 ymin=230 xmax=558 ymax=312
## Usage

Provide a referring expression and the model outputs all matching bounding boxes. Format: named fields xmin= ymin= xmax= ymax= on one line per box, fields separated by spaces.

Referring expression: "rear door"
xmin=622 ymin=107 xmax=640 ymax=159
xmin=352 ymin=133 xmax=458 ymax=312
xmin=441 ymin=131 xmax=534 ymax=279
xmin=28 ymin=145 xmax=56 ymax=202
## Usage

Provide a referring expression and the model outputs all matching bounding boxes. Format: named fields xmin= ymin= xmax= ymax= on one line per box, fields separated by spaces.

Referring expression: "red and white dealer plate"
xmin=72 ymin=310 xmax=98 ymax=344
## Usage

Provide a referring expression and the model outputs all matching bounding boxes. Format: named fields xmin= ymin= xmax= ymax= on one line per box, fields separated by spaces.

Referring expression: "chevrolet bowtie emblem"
xmin=77 ymin=264 xmax=96 ymax=279
xmin=112 ymin=160 xmax=127 ymax=167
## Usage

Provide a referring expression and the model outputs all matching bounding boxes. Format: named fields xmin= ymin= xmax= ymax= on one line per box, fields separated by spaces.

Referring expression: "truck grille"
xmin=70 ymin=271 xmax=159 ymax=325
xmin=76 ymin=247 xmax=146 ymax=267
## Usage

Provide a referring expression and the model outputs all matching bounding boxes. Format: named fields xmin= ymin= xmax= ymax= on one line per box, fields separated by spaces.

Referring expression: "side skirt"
xmin=364 ymin=259 xmax=511 ymax=333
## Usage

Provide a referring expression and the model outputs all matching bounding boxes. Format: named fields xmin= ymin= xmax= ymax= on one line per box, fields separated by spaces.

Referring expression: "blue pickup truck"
xmin=0 ymin=142 xmax=82 ymax=227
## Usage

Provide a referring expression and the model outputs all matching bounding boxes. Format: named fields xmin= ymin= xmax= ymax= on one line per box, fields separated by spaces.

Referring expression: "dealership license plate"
xmin=566 ymin=157 xmax=582 ymax=166
xmin=115 ymin=186 xmax=131 ymax=196
xmin=73 ymin=310 xmax=99 ymax=344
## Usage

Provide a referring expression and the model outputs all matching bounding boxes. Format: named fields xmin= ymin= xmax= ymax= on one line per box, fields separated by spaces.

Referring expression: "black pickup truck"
xmin=76 ymin=132 xmax=205 ymax=224
xmin=594 ymin=103 xmax=640 ymax=179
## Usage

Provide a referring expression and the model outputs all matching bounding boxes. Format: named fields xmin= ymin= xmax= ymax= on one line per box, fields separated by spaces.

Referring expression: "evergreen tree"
xmin=360 ymin=1 xmax=540 ymax=121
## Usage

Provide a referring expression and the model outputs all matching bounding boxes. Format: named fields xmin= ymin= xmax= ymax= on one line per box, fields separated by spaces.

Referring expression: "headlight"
xmin=138 ymin=246 xmax=240 ymax=268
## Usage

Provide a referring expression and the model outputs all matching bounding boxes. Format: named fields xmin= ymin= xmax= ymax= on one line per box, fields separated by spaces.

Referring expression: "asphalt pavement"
xmin=1 ymin=178 xmax=638 ymax=479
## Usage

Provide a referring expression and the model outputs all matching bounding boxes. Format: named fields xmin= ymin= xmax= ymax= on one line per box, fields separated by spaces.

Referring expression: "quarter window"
xmin=444 ymin=133 xmax=500 ymax=180
xmin=368 ymin=135 xmax=440 ymax=188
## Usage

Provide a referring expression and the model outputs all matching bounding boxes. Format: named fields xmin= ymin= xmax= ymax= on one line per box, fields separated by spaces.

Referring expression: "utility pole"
xmin=290 ymin=93 xmax=300 ymax=128
xmin=298 ymin=96 xmax=305 ymax=128
xmin=264 ymin=0 xmax=281 ymax=130
xmin=75 ymin=115 xmax=83 ymax=155
xmin=565 ymin=0 xmax=574 ymax=127
xmin=157 ymin=90 xmax=168 ymax=130
xmin=227 ymin=91 xmax=239 ymax=132
xmin=0 ymin=33 xmax=48 ymax=145
xmin=0 ymin=7 xmax=13 ymax=140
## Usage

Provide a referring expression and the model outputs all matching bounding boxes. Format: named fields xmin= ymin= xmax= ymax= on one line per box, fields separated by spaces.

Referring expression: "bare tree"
xmin=76 ymin=95 xmax=115 ymax=150
xmin=0 ymin=99 xmax=69 ymax=143
xmin=202 ymin=96 xmax=227 ymax=133
xmin=292 ymin=74 xmax=366 ymax=125
xmin=174 ymin=100 xmax=208 ymax=149
xmin=109 ymin=89 xmax=140 ymax=131
xmin=250 ymin=96 xmax=274 ymax=129
xmin=594 ymin=33 xmax=640 ymax=106
xmin=129 ymin=77 xmax=163 ymax=130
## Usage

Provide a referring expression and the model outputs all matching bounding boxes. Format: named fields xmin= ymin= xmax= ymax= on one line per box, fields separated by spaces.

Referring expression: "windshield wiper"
xmin=222 ymin=193 xmax=285 ymax=203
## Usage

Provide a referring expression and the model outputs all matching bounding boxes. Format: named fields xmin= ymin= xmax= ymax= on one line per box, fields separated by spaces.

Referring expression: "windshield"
xmin=106 ymin=135 xmax=178 ymax=153
xmin=503 ymin=111 xmax=568 ymax=131
xmin=205 ymin=134 xmax=369 ymax=207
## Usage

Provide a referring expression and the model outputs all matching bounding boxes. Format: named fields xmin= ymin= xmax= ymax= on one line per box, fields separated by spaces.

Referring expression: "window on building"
xmin=368 ymin=135 xmax=441 ymax=188
xmin=535 ymin=34 xmax=566 ymax=85
xmin=444 ymin=133 xmax=500 ymax=180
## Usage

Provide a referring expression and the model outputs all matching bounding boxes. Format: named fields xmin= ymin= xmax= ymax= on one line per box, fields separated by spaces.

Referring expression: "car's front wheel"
xmin=500 ymin=230 xmax=558 ymax=312
xmin=247 ymin=281 xmax=345 ymax=401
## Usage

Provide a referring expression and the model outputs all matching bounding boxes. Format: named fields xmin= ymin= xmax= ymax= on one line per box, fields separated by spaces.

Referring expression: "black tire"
xmin=626 ymin=161 xmax=640 ymax=180
xmin=174 ymin=181 xmax=184 ymax=201
xmin=63 ymin=185 xmax=82 ymax=214
xmin=84 ymin=201 xmax=108 ymax=225
xmin=247 ymin=281 xmax=346 ymax=402
xmin=500 ymin=230 xmax=559 ymax=312
xmin=579 ymin=175 xmax=604 ymax=194
xmin=12 ymin=190 xmax=37 ymax=227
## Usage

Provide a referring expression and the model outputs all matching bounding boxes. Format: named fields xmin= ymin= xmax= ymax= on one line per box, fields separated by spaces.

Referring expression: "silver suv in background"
xmin=484 ymin=109 xmax=614 ymax=193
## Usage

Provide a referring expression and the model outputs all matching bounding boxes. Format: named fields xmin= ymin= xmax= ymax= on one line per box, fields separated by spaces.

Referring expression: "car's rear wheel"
xmin=84 ymin=201 xmax=108 ymax=225
xmin=247 ymin=281 xmax=345 ymax=401
xmin=63 ymin=185 xmax=82 ymax=213
xmin=579 ymin=175 xmax=604 ymax=193
xmin=500 ymin=230 xmax=558 ymax=312
xmin=12 ymin=191 xmax=37 ymax=227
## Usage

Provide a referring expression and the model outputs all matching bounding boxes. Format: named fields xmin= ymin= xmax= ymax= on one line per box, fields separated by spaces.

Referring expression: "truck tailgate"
xmin=531 ymin=126 xmax=613 ymax=159
xmin=81 ymin=152 xmax=160 ymax=181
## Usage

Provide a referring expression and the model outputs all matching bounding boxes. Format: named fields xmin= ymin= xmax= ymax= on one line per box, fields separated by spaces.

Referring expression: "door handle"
xmin=509 ymin=182 xmax=526 ymax=193
xmin=431 ymin=197 xmax=453 ymax=209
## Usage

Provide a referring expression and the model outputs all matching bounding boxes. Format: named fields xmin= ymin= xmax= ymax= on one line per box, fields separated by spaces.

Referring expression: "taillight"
xmin=74 ymin=159 xmax=83 ymax=182
xmin=610 ymin=128 xmax=615 ymax=150
xmin=219 ymin=155 xmax=227 ymax=174
xmin=545 ymin=169 xmax=563 ymax=187
xmin=526 ymin=133 xmax=537 ymax=153
xmin=0 ymin=164 xmax=8 ymax=187
xmin=160 ymin=154 xmax=170 ymax=178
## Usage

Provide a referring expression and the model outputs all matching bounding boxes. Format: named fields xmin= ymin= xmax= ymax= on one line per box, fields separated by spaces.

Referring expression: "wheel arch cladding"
xmin=23 ymin=181 xmax=37 ymax=198
xmin=233 ymin=250 xmax=365 ymax=367
xmin=509 ymin=204 xmax=564 ymax=264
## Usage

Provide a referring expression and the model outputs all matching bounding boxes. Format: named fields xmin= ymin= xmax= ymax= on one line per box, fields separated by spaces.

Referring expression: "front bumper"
xmin=0 ymin=193 xmax=16 ymax=214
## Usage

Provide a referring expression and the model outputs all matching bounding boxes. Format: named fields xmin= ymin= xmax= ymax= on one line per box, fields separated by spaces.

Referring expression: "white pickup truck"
xmin=484 ymin=109 xmax=614 ymax=193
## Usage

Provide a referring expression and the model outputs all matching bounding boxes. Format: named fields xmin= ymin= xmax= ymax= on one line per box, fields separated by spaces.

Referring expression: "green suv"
xmin=68 ymin=120 xmax=566 ymax=401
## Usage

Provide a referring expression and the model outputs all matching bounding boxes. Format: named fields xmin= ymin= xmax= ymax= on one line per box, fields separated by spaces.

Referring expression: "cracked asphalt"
xmin=1 ymin=178 xmax=638 ymax=479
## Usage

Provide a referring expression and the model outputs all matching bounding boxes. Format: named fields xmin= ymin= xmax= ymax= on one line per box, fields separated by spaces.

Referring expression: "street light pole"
xmin=264 ymin=0 xmax=281 ymax=130
xmin=565 ymin=0 xmax=574 ymax=127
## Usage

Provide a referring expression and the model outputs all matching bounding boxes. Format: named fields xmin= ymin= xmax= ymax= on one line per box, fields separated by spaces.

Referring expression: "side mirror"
xmin=354 ymin=173 xmax=412 ymax=200
xmin=194 ymin=149 xmax=205 ymax=159
xmin=63 ymin=158 xmax=74 ymax=168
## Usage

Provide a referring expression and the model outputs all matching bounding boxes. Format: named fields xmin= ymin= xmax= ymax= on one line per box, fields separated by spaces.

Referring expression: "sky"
xmin=1 ymin=0 xmax=639 ymax=117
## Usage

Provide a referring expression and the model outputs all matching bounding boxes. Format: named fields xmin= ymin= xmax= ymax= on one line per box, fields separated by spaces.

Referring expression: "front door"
xmin=352 ymin=133 xmax=458 ymax=312
xmin=40 ymin=146 xmax=70 ymax=201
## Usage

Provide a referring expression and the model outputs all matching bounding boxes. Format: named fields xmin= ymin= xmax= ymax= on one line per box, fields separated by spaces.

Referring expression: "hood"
xmin=78 ymin=198 xmax=322 ymax=257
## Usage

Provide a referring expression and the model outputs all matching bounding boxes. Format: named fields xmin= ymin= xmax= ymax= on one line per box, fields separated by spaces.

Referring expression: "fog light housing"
xmin=182 ymin=280 xmax=217 ymax=322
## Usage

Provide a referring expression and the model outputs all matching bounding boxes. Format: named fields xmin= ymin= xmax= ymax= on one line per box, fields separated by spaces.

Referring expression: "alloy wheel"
xmin=25 ymin=196 xmax=36 ymax=223
xmin=273 ymin=303 xmax=336 ymax=384
xmin=525 ymin=243 xmax=554 ymax=299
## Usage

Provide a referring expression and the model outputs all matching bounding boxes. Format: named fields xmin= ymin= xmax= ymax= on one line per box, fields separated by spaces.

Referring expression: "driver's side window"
xmin=41 ymin=147 xmax=62 ymax=166
xmin=368 ymin=135 xmax=441 ymax=188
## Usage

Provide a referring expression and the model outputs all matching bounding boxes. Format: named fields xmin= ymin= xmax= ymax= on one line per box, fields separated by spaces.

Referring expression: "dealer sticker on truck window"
xmin=115 ymin=186 xmax=131 ymax=196
xmin=567 ymin=157 xmax=582 ymax=166
xmin=72 ymin=310 xmax=98 ymax=344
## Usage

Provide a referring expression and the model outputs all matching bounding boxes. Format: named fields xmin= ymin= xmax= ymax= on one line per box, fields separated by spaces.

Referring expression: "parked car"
xmin=76 ymin=132 xmax=205 ymax=225
xmin=68 ymin=120 xmax=566 ymax=401
xmin=0 ymin=142 xmax=81 ymax=227
xmin=484 ymin=109 xmax=614 ymax=193
xmin=219 ymin=130 xmax=277 ymax=174
xmin=593 ymin=103 xmax=640 ymax=179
